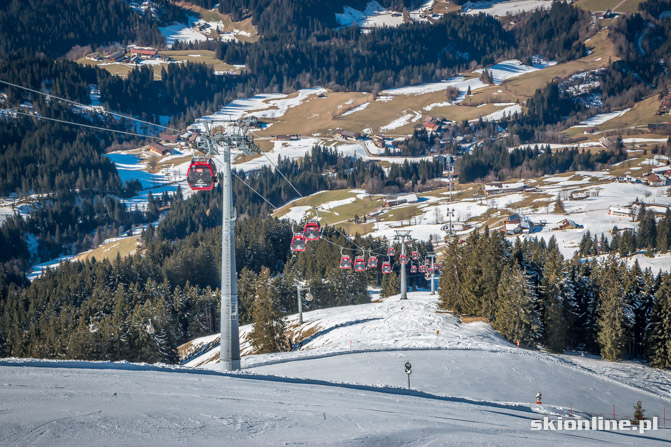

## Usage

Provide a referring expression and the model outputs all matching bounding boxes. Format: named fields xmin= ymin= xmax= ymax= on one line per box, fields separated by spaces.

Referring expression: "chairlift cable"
xmin=0 ymin=79 xmax=182 ymax=133
xmin=11 ymin=110 xmax=162 ymax=139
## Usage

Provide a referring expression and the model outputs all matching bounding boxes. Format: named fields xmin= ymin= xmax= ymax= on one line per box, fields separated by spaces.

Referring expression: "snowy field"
xmin=575 ymin=109 xmax=631 ymax=127
xmin=463 ymin=0 xmax=554 ymax=17
xmin=2 ymin=292 xmax=670 ymax=446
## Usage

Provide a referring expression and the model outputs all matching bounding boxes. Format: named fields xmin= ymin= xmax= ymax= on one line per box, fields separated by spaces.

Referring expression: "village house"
xmin=645 ymin=173 xmax=668 ymax=187
xmin=372 ymin=134 xmax=385 ymax=148
xmin=159 ymin=133 xmax=180 ymax=143
xmin=334 ymin=129 xmax=361 ymax=141
xmin=502 ymin=214 xmax=538 ymax=235
xmin=648 ymin=122 xmax=671 ymax=134
xmin=147 ymin=143 xmax=172 ymax=156
xmin=554 ymin=218 xmax=582 ymax=230
xmin=483 ymin=182 xmax=527 ymax=196
xmin=608 ymin=206 xmax=632 ymax=218
xmin=129 ymin=47 xmax=158 ymax=59
xmin=599 ymin=136 xmax=616 ymax=149
xmin=383 ymin=194 xmax=419 ymax=207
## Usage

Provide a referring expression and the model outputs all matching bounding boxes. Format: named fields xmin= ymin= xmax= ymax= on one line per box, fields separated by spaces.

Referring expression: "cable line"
xmin=0 ymin=79 xmax=182 ymax=133
xmin=11 ymin=110 xmax=162 ymax=139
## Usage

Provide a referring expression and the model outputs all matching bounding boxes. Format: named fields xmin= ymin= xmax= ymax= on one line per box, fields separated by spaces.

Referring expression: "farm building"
xmin=554 ymin=219 xmax=582 ymax=230
xmin=334 ymin=129 xmax=361 ymax=141
xmin=147 ymin=143 xmax=172 ymax=156
xmin=483 ymin=182 xmax=527 ymax=196
xmin=383 ymin=194 xmax=418 ymax=207
xmin=608 ymin=206 xmax=631 ymax=218
xmin=645 ymin=173 xmax=668 ymax=186
xmin=130 ymin=47 xmax=158 ymax=59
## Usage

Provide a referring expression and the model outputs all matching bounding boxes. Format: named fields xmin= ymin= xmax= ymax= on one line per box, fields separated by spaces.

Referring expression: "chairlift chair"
xmin=303 ymin=220 xmax=321 ymax=241
xmin=186 ymin=157 xmax=217 ymax=191
xmin=290 ymin=233 xmax=307 ymax=252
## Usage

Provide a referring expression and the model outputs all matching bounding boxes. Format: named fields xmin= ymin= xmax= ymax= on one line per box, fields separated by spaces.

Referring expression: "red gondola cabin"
xmin=368 ymin=256 xmax=378 ymax=268
xmin=187 ymin=159 xmax=217 ymax=191
xmin=387 ymin=247 xmax=395 ymax=256
xmin=290 ymin=234 xmax=307 ymax=252
xmin=411 ymin=251 xmax=419 ymax=261
xmin=303 ymin=220 xmax=321 ymax=241
xmin=381 ymin=262 xmax=392 ymax=274
xmin=410 ymin=265 xmax=417 ymax=273
xmin=340 ymin=255 xmax=352 ymax=269
xmin=399 ymin=254 xmax=408 ymax=264
xmin=354 ymin=257 xmax=366 ymax=272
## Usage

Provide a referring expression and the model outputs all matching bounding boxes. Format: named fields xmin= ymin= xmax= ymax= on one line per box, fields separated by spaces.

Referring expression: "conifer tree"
xmin=493 ymin=263 xmax=541 ymax=346
xmin=540 ymin=242 xmax=573 ymax=352
xmin=249 ymin=268 xmax=288 ymax=354
xmin=647 ymin=274 xmax=671 ymax=369
xmin=381 ymin=271 xmax=401 ymax=298
xmin=597 ymin=259 xmax=629 ymax=361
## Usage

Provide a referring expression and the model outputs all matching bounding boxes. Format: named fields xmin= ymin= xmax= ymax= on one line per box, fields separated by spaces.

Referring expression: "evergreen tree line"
xmin=576 ymin=207 xmax=671 ymax=258
xmin=0 ymin=0 xmax=185 ymax=57
xmin=439 ymin=231 xmax=671 ymax=368
xmin=457 ymin=142 xmax=627 ymax=183
xmin=217 ymin=0 xmax=415 ymax=35
xmin=0 ymin=208 xmax=434 ymax=362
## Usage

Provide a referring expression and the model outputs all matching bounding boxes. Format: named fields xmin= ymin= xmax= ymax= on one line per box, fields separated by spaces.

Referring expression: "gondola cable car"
xmin=303 ymin=220 xmax=321 ymax=241
xmin=399 ymin=253 xmax=408 ymax=264
xmin=410 ymin=264 xmax=417 ymax=273
xmin=290 ymin=225 xmax=307 ymax=252
xmin=186 ymin=156 xmax=218 ymax=191
xmin=381 ymin=257 xmax=392 ymax=274
xmin=411 ymin=250 xmax=420 ymax=261
xmin=354 ymin=250 xmax=366 ymax=272
xmin=367 ymin=252 xmax=378 ymax=268
xmin=387 ymin=246 xmax=395 ymax=256
xmin=340 ymin=248 xmax=352 ymax=269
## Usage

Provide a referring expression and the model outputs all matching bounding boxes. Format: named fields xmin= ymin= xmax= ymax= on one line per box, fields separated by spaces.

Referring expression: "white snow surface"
xmin=464 ymin=0 xmax=554 ymax=17
xmin=475 ymin=59 xmax=550 ymax=84
xmin=478 ymin=104 xmax=522 ymax=122
xmin=380 ymin=76 xmax=488 ymax=97
xmin=575 ymin=109 xmax=631 ymax=127
xmin=160 ymin=16 xmax=207 ymax=47
xmin=2 ymin=292 xmax=671 ymax=445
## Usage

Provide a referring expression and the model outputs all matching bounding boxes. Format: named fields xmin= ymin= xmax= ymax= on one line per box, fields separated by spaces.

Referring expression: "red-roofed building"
xmin=130 ymin=48 xmax=158 ymax=59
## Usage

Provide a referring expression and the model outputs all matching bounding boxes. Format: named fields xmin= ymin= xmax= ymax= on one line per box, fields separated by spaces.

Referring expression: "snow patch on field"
xmin=575 ymin=109 xmax=631 ymax=127
xmin=381 ymin=76 xmax=487 ymax=97
xmin=341 ymin=102 xmax=370 ymax=116
xmin=160 ymin=16 xmax=207 ymax=47
xmin=463 ymin=0 xmax=554 ymax=17
xmin=475 ymin=59 xmax=552 ymax=84
xmin=318 ymin=197 xmax=357 ymax=211
xmin=478 ymin=104 xmax=522 ymax=122
xmin=380 ymin=110 xmax=421 ymax=131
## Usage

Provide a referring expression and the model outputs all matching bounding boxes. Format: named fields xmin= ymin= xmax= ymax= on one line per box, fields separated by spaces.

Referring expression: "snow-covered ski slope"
xmin=2 ymin=292 xmax=671 ymax=445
